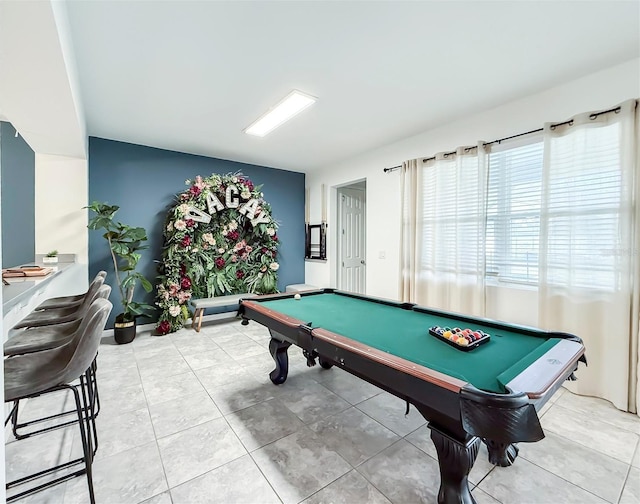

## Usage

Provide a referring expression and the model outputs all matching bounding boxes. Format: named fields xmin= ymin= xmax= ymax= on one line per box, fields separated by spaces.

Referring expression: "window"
xmin=486 ymin=140 xmax=543 ymax=284
xmin=485 ymin=123 xmax=626 ymax=291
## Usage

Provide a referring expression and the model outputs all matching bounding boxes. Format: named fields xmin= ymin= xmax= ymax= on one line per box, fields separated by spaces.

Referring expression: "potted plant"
xmin=86 ymin=201 xmax=154 ymax=343
xmin=43 ymin=250 xmax=59 ymax=264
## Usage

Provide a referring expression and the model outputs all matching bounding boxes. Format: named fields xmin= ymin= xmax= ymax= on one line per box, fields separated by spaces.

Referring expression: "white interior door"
xmin=338 ymin=187 xmax=366 ymax=293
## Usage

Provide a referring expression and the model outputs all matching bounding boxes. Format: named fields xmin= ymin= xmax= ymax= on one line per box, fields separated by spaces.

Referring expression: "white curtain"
xmin=399 ymin=145 xmax=487 ymax=316
xmin=537 ymin=100 xmax=639 ymax=413
xmin=399 ymin=159 xmax=421 ymax=303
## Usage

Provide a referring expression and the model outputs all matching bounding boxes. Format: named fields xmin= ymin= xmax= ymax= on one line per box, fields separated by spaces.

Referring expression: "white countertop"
xmin=2 ymin=261 xmax=81 ymax=315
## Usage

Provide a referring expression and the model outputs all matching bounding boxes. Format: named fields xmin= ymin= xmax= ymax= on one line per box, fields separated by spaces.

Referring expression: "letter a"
xmin=186 ymin=206 xmax=211 ymax=224
xmin=238 ymin=198 xmax=260 ymax=219
xmin=207 ymin=192 xmax=224 ymax=214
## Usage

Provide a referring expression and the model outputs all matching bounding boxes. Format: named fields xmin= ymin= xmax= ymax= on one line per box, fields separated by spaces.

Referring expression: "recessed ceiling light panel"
xmin=244 ymin=90 xmax=317 ymax=137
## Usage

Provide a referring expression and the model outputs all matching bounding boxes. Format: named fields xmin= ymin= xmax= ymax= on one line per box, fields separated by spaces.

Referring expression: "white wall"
xmin=35 ymin=153 xmax=88 ymax=265
xmin=305 ymin=58 xmax=640 ymax=315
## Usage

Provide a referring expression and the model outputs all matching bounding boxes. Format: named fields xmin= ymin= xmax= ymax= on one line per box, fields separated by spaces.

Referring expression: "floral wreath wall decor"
xmin=156 ymin=173 xmax=280 ymax=335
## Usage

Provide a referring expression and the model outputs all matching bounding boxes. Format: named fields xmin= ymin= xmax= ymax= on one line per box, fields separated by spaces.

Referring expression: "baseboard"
xmin=102 ymin=311 xmax=240 ymax=337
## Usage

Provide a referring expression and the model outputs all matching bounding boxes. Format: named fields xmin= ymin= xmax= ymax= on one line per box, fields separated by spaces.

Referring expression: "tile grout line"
xmin=615 ymin=437 xmax=639 ymax=504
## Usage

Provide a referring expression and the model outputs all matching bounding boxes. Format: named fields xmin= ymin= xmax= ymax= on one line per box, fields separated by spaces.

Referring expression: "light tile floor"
xmin=5 ymin=317 xmax=640 ymax=504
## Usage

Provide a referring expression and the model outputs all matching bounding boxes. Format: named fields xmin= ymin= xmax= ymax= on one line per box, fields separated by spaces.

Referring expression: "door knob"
xmin=360 ymin=260 xmax=366 ymax=265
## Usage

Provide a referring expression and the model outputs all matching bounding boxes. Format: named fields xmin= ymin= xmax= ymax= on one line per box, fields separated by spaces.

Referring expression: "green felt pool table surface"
xmin=260 ymin=293 xmax=560 ymax=393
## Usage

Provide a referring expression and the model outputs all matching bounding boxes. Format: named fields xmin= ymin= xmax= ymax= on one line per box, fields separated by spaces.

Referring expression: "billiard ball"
xmin=457 ymin=337 xmax=469 ymax=346
xmin=294 ymin=293 xmax=301 ymax=300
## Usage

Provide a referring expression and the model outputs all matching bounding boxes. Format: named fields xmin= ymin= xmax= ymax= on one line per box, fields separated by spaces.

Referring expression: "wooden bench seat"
xmin=190 ymin=294 xmax=257 ymax=332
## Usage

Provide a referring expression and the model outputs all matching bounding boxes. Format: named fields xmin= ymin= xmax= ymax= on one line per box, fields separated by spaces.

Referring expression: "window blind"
xmin=486 ymin=140 xmax=543 ymax=284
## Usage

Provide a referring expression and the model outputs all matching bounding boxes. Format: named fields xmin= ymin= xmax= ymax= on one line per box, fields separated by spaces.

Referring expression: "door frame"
xmin=336 ymin=179 xmax=366 ymax=292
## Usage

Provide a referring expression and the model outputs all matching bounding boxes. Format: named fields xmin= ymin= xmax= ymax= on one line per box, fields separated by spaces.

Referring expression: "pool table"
xmin=239 ymin=289 xmax=586 ymax=504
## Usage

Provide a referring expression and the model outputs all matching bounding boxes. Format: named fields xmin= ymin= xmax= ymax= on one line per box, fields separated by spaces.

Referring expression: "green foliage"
xmin=155 ymin=173 xmax=280 ymax=334
xmin=86 ymin=201 xmax=154 ymax=321
xmin=46 ymin=250 xmax=58 ymax=257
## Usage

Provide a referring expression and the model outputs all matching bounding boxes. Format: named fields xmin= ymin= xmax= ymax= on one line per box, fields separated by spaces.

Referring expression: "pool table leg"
xmin=429 ymin=426 xmax=480 ymax=504
xmin=268 ymin=337 xmax=291 ymax=385
xmin=483 ymin=439 xmax=519 ymax=467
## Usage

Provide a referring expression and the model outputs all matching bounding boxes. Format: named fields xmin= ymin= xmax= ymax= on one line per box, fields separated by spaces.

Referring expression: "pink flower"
xmin=186 ymin=219 xmax=196 ymax=228
xmin=231 ymin=255 xmax=238 ymax=263
xmin=181 ymin=277 xmax=192 ymax=289
xmin=194 ymin=175 xmax=205 ymax=189
xmin=245 ymin=246 xmax=253 ymax=253
xmin=178 ymin=291 xmax=192 ymax=303
xmin=189 ymin=185 xmax=202 ymax=197
xmin=181 ymin=236 xmax=191 ymax=248
xmin=226 ymin=230 xmax=239 ymax=241
xmin=169 ymin=283 xmax=180 ymax=297
xmin=236 ymin=270 xmax=245 ymax=279
xmin=215 ymin=257 xmax=225 ymax=269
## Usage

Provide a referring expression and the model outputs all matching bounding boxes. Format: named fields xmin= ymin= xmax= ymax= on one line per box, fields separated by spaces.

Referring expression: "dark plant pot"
xmin=114 ymin=317 xmax=136 ymax=344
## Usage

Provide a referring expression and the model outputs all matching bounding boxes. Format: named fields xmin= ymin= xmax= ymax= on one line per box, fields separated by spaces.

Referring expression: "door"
xmin=338 ymin=186 xmax=366 ymax=293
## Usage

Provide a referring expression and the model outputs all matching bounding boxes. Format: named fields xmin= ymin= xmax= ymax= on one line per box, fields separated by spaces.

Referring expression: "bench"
xmin=285 ymin=284 xmax=317 ymax=293
xmin=190 ymin=293 xmax=257 ymax=332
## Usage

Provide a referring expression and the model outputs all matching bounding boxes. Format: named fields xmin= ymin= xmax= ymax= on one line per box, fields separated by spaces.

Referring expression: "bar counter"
xmin=2 ymin=256 xmax=87 ymax=340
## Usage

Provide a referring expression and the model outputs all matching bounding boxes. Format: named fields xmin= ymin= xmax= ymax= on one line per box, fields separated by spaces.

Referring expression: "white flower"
xmin=192 ymin=248 xmax=199 ymax=253
xmin=166 ymin=222 xmax=174 ymax=232
xmin=174 ymin=220 xmax=187 ymax=231
xmin=185 ymin=179 xmax=191 ymax=185
xmin=270 ymin=262 xmax=279 ymax=271
xmin=241 ymin=190 xmax=251 ymax=200
xmin=218 ymin=248 xmax=225 ymax=254
xmin=232 ymin=176 xmax=238 ymax=183
xmin=178 ymin=204 xmax=190 ymax=215
xmin=257 ymin=272 xmax=263 ymax=278
xmin=228 ymin=220 xmax=238 ymax=231
xmin=266 ymin=228 xmax=275 ymax=236
xmin=169 ymin=305 xmax=181 ymax=317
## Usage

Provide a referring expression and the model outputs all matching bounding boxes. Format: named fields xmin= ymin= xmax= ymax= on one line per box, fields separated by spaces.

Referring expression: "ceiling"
xmin=10 ymin=1 xmax=640 ymax=173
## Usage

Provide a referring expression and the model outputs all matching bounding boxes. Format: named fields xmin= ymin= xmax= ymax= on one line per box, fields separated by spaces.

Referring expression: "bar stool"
xmin=11 ymin=275 xmax=105 ymax=330
xmin=4 ymin=298 xmax=112 ymax=503
xmin=5 ymin=287 xmax=111 ymax=441
xmin=34 ymin=271 xmax=107 ymax=311
xmin=5 ymin=285 xmax=112 ymax=356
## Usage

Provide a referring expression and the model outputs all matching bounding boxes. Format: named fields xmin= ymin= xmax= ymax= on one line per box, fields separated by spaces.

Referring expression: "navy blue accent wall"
xmin=88 ymin=137 xmax=305 ymax=327
xmin=1 ymin=122 xmax=35 ymax=268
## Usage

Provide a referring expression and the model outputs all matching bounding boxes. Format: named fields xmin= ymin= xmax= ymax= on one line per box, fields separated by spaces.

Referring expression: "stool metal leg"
xmin=6 ymin=382 xmax=96 ymax=503
xmin=10 ymin=358 xmax=101 ymax=440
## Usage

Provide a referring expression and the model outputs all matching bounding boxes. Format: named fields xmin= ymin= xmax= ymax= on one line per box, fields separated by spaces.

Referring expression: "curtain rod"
xmin=383 ymin=105 xmax=623 ymax=173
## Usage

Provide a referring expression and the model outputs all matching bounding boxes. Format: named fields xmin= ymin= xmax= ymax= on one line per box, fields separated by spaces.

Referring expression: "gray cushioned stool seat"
xmin=35 ymin=271 xmax=106 ymax=311
xmin=12 ymin=276 xmax=105 ymax=330
xmin=5 ymin=285 xmax=111 ymax=356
